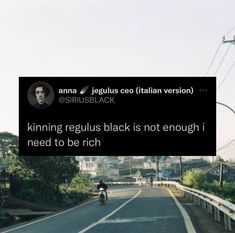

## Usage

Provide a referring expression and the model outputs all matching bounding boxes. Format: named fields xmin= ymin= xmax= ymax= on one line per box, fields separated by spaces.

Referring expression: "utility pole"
xmin=219 ymin=161 xmax=224 ymax=195
xmin=179 ymin=156 xmax=183 ymax=181
xmin=216 ymin=35 xmax=234 ymax=195
xmin=129 ymin=156 xmax=132 ymax=175
xmin=155 ymin=156 xmax=159 ymax=181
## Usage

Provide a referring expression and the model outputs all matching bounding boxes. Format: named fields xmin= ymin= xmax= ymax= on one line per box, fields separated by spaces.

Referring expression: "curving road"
xmin=0 ymin=187 xmax=196 ymax=233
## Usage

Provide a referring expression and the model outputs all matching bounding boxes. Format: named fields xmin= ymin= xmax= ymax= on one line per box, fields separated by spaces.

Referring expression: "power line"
xmin=217 ymin=61 xmax=235 ymax=90
xmin=217 ymin=147 xmax=235 ymax=158
xmin=222 ymin=162 xmax=235 ymax=170
xmin=202 ymin=163 xmax=220 ymax=174
xmin=217 ymin=139 xmax=235 ymax=152
xmin=218 ymin=145 xmax=235 ymax=155
xmin=205 ymin=26 xmax=235 ymax=76
xmin=224 ymin=25 xmax=235 ymax=36
xmin=205 ymin=41 xmax=223 ymax=76
xmin=213 ymin=43 xmax=232 ymax=76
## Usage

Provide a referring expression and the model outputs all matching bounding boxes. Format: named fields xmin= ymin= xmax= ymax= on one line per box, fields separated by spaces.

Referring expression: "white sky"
xmin=0 ymin=0 xmax=234 ymax=159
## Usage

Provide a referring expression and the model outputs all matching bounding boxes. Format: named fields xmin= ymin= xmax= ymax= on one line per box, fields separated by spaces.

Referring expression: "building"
xmin=76 ymin=156 xmax=120 ymax=178
xmin=143 ymin=156 xmax=171 ymax=171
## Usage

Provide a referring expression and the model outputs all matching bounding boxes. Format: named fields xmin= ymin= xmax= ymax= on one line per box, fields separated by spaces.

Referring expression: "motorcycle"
xmin=98 ymin=187 xmax=106 ymax=205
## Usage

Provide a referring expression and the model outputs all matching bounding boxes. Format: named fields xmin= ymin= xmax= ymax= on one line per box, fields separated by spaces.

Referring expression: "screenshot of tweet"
xmin=19 ymin=77 xmax=216 ymax=156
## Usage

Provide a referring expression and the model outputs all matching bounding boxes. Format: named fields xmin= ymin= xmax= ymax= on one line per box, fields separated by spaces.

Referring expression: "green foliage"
xmin=182 ymin=169 xmax=235 ymax=204
xmin=20 ymin=156 xmax=79 ymax=193
xmin=0 ymin=133 xmax=92 ymax=206
xmin=182 ymin=169 xmax=206 ymax=189
xmin=0 ymin=132 xmax=19 ymax=157
xmin=55 ymin=174 xmax=93 ymax=206
xmin=0 ymin=132 xmax=18 ymax=145
xmin=204 ymin=180 xmax=235 ymax=203
xmin=66 ymin=174 xmax=93 ymax=193
xmin=223 ymin=182 xmax=235 ymax=203
xmin=3 ymin=155 xmax=30 ymax=178
xmin=15 ymin=179 xmax=43 ymax=202
xmin=202 ymin=180 xmax=219 ymax=194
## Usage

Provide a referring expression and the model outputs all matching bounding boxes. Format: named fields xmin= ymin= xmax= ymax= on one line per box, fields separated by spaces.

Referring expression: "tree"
xmin=0 ymin=132 xmax=18 ymax=157
xmin=182 ymin=169 xmax=206 ymax=189
xmin=21 ymin=156 xmax=79 ymax=193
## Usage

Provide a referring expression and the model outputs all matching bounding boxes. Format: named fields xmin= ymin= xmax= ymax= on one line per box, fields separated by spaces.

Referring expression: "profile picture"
xmin=27 ymin=81 xmax=54 ymax=109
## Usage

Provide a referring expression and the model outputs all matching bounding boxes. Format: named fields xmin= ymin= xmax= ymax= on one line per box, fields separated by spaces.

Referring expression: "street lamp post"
xmin=222 ymin=35 xmax=235 ymax=45
xmin=216 ymin=102 xmax=235 ymax=115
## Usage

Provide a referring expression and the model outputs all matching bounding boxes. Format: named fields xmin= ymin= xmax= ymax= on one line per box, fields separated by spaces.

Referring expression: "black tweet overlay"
xmin=19 ymin=77 xmax=216 ymax=156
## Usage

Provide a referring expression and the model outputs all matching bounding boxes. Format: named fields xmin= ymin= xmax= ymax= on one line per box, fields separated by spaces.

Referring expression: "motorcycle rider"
xmin=97 ymin=179 xmax=108 ymax=201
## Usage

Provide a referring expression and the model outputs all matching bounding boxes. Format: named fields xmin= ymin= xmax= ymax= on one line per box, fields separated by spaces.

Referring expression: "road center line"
xmin=167 ymin=188 xmax=197 ymax=233
xmin=78 ymin=189 xmax=142 ymax=233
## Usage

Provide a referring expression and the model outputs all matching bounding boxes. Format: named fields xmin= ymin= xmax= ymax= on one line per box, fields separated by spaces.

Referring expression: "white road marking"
xmin=167 ymin=188 xmax=197 ymax=233
xmin=102 ymin=216 xmax=177 ymax=223
xmin=0 ymin=199 xmax=97 ymax=233
xmin=78 ymin=189 xmax=142 ymax=233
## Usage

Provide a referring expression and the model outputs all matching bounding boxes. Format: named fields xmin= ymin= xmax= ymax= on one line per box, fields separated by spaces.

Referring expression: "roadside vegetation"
xmin=2 ymin=155 xmax=93 ymax=205
xmin=0 ymin=133 xmax=93 ymax=228
xmin=182 ymin=169 xmax=235 ymax=204
xmin=1 ymin=154 xmax=93 ymax=228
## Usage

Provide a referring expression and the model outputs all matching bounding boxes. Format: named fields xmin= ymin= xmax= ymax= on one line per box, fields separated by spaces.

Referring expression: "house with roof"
xmin=143 ymin=156 xmax=171 ymax=171
xmin=76 ymin=156 xmax=120 ymax=178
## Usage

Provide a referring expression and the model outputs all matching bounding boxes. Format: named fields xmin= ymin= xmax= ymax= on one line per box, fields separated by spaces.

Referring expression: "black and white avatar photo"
xmin=28 ymin=82 xmax=54 ymax=109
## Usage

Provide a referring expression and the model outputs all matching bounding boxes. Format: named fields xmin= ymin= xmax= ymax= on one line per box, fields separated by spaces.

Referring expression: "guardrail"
xmin=94 ymin=181 xmax=235 ymax=231
xmin=156 ymin=181 xmax=235 ymax=231
xmin=166 ymin=181 xmax=235 ymax=231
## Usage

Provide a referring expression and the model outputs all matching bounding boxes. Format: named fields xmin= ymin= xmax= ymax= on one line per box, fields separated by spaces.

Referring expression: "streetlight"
xmin=222 ymin=35 xmax=235 ymax=45
xmin=217 ymin=102 xmax=235 ymax=115
xmin=218 ymin=35 xmax=235 ymax=115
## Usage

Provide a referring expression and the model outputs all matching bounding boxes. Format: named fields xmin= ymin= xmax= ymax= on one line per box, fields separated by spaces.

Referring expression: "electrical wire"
xmin=218 ymin=146 xmax=235 ymax=156
xmin=218 ymin=143 xmax=235 ymax=154
xmin=205 ymin=41 xmax=223 ymax=76
xmin=224 ymin=25 xmax=235 ymax=36
xmin=213 ymin=44 xmax=232 ymax=76
xmin=217 ymin=61 xmax=235 ymax=90
xmin=222 ymin=162 xmax=235 ymax=170
xmin=217 ymin=139 xmax=235 ymax=152
xmin=202 ymin=163 xmax=220 ymax=174
xmin=205 ymin=26 xmax=235 ymax=76
xmin=216 ymin=26 xmax=235 ymax=88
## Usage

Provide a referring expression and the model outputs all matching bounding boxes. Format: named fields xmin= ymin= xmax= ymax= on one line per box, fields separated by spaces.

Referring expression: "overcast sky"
xmin=0 ymin=0 xmax=234 ymax=159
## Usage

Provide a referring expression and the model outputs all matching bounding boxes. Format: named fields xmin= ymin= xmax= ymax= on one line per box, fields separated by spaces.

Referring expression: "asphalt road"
xmin=0 ymin=187 xmax=195 ymax=233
